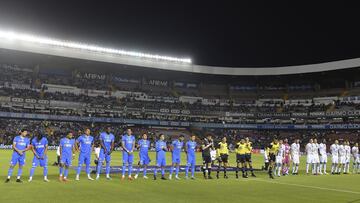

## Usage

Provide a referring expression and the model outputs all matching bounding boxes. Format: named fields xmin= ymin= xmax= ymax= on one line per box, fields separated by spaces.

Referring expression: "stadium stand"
xmin=0 ymin=50 xmax=359 ymax=148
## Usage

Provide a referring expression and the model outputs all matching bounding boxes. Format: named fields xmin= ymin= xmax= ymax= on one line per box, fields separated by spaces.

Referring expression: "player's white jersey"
xmin=338 ymin=144 xmax=346 ymax=164
xmin=352 ymin=146 xmax=359 ymax=163
xmin=330 ymin=143 xmax=339 ymax=164
xmin=306 ymin=143 xmax=314 ymax=163
xmin=306 ymin=143 xmax=313 ymax=155
xmin=319 ymin=143 xmax=327 ymax=156
xmin=338 ymin=145 xmax=346 ymax=156
xmin=312 ymin=143 xmax=319 ymax=155
xmin=277 ymin=144 xmax=285 ymax=157
xmin=345 ymin=145 xmax=351 ymax=157
xmin=291 ymin=143 xmax=300 ymax=164
xmin=291 ymin=143 xmax=300 ymax=155
xmin=345 ymin=145 xmax=351 ymax=163
xmin=275 ymin=144 xmax=285 ymax=164
xmin=312 ymin=143 xmax=320 ymax=163
xmin=319 ymin=143 xmax=327 ymax=163
xmin=330 ymin=144 xmax=339 ymax=156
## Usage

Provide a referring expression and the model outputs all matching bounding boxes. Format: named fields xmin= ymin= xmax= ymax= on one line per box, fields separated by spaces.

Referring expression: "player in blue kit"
xmin=59 ymin=132 xmax=76 ymax=182
xmin=75 ymin=128 xmax=94 ymax=181
xmin=135 ymin=133 xmax=151 ymax=179
xmin=185 ymin=135 xmax=197 ymax=180
xmin=122 ymin=128 xmax=136 ymax=180
xmin=154 ymin=134 xmax=167 ymax=180
xmin=96 ymin=127 xmax=115 ymax=180
xmin=28 ymin=132 xmax=49 ymax=182
xmin=169 ymin=135 xmax=184 ymax=180
xmin=5 ymin=129 xmax=31 ymax=183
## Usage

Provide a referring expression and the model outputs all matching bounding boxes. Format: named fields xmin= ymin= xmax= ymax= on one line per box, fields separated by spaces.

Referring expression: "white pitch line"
xmin=252 ymin=178 xmax=360 ymax=195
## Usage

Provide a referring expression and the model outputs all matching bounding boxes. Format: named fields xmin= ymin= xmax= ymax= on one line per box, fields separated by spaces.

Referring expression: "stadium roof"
xmin=0 ymin=29 xmax=360 ymax=76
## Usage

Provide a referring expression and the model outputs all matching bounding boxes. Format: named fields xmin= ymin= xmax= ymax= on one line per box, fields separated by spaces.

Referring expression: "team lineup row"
xmin=4 ymin=127 xmax=360 ymax=183
xmin=264 ymin=138 xmax=360 ymax=179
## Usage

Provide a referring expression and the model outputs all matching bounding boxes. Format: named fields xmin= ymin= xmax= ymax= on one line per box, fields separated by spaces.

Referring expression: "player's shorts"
xmin=331 ymin=155 xmax=339 ymax=164
xmin=187 ymin=154 xmax=196 ymax=166
xmin=312 ymin=155 xmax=320 ymax=164
xmin=275 ymin=156 xmax=283 ymax=164
xmin=345 ymin=156 xmax=351 ymax=163
xmin=269 ymin=153 xmax=276 ymax=162
xmin=283 ymin=155 xmax=290 ymax=164
xmin=292 ymin=154 xmax=300 ymax=164
xmin=32 ymin=156 xmax=48 ymax=167
xmin=60 ymin=155 xmax=72 ymax=167
xmin=99 ymin=149 xmax=111 ymax=163
xmin=139 ymin=153 xmax=150 ymax=165
xmin=236 ymin=154 xmax=246 ymax=163
xmin=306 ymin=155 xmax=314 ymax=164
xmin=78 ymin=153 xmax=91 ymax=165
xmin=339 ymin=156 xmax=346 ymax=164
xmin=219 ymin=154 xmax=229 ymax=163
xmin=122 ymin=151 xmax=134 ymax=164
xmin=156 ymin=155 xmax=166 ymax=167
xmin=172 ymin=153 xmax=181 ymax=164
xmin=202 ymin=154 xmax=212 ymax=164
xmin=10 ymin=152 xmax=26 ymax=166
xmin=245 ymin=153 xmax=252 ymax=162
xmin=320 ymin=154 xmax=327 ymax=163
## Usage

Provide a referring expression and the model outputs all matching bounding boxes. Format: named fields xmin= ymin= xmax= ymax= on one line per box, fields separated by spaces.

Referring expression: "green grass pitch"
xmin=0 ymin=150 xmax=359 ymax=203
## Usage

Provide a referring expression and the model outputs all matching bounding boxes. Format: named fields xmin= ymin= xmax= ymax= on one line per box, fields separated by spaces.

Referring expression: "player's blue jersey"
xmin=186 ymin=141 xmax=197 ymax=155
xmin=13 ymin=135 xmax=30 ymax=151
xmin=31 ymin=137 xmax=48 ymax=156
xmin=99 ymin=132 xmax=115 ymax=152
xmin=122 ymin=134 xmax=135 ymax=151
xmin=76 ymin=135 xmax=94 ymax=154
xmin=172 ymin=139 xmax=183 ymax=156
xmin=60 ymin=137 xmax=75 ymax=157
xmin=138 ymin=139 xmax=150 ymax=154
xmin=156 ymin=140 xmax=167 ymax=156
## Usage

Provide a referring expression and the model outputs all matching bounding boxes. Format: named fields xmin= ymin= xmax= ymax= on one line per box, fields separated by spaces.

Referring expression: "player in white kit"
xmin=352 ymin=143 xmax=359 ymax=174
xmin=318 ymin=139 xmax=327 ymax=175
xmin=305 ymin=139 xmax=314 ymax=175
xmin=338 ymin=141 xmax=346 ymax=174
xmin=275 ymin=140 xmax=284 ymax=177
xmin=330 ymin=140 xmax=339 ymax=175
xmin=312 ymin=139 xmax=320 ymax=175
xmin=291 ymin=139 xmax=300 ymax=175
xmin=344 ymin=141 xmax=351 ymax=174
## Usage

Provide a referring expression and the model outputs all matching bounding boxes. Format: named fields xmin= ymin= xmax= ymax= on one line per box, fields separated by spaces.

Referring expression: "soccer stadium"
xmin=0 ymin=2 xmax=359 ymax=203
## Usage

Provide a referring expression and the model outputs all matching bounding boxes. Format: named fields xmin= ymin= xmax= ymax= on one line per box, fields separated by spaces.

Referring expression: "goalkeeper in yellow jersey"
xmin=216 ymin=137 xmax=229 ymax=179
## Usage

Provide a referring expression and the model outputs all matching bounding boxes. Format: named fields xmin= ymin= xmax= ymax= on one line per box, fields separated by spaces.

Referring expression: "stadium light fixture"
xmin=0 ymin=30 xmax=192 ymax=64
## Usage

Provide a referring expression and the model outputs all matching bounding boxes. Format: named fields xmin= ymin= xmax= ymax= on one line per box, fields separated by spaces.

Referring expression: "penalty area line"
xmin=251 ymin=178 xmax=360 ymax=195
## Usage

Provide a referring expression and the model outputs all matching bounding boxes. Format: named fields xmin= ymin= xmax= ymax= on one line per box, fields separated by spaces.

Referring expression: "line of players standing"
xmin=265 ymin=138 xmax=360 ymax=179
xmin=5 ymin=127 xmax=359 ymax=183
xmin=4 ymin=127 xmax=258 ymax=182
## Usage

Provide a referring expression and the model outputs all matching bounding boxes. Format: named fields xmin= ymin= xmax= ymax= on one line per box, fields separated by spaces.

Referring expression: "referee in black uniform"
xmin=201 ymin=134 xmax=214 ymax=179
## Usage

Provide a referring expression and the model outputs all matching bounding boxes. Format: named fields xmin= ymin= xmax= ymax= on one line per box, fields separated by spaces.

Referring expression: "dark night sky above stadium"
xmin=0 ymin=1 xmax=359 ymax=67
